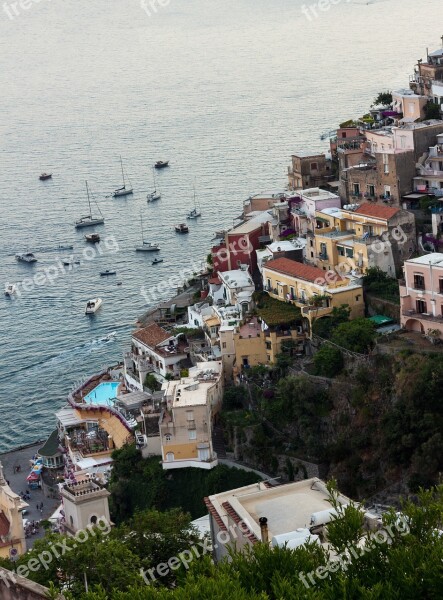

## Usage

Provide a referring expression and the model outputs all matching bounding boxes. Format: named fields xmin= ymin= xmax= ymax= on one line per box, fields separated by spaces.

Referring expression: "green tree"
xmin=372 ymin=90 xmax=392 ymax=106
xmin=223 ymin=385 xmax=247 ymax=410
xmin=313 ymin=345 xmax=344 ymax=378
xmin=144 ymin=373 xmax=161 ymax=391
xmin=312 ymin=304 xmax=350 ymax=339
xmin=331 ymin=319 xmax=376 ymax=353
xmin=424 ymin=101 xmax=441 ymax=120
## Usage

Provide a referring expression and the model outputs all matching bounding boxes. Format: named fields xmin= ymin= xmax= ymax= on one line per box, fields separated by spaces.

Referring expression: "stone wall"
xmin=366 ymin=293 xmax=400 ymax=321
xmin=0 ymin=567 xmax=65 ymax=600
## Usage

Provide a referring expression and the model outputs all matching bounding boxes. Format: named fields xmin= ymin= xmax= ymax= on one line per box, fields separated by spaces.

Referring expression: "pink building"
xmin=400 ymin=253 xmax=443 ymax=336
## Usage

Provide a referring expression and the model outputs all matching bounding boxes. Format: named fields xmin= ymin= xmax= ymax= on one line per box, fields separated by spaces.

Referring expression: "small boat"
xmin=85 ymin=233 xmax=100 ymax=243
xmin=152 ymin=258 xmax=163 ymax=265
xmin=62 ymin=259 xmax=81 ymax=266
xmin=136 ymin=215 xmax=160 ymax=252
xmin=100 ymin=331 xmax=117 ymax=342
xmin=58 ymin=244 xmax=74 ymax=250
xmin=186 ymin=183 xmax=201 ymax=219
xmin=187 ymin=207 xmax=201 ymax=219
xmin=39 ymin=173 xmax=52 ymax=181
xmin=116 ymin=281 xmax=123 ymax=286
xmin=75 ymin=181 xmax=105 ymax=229
xmin=16 ymin=253 xmax=37 ymax=263
xmin=147 ymin=167 xmax=161 ymax=202
xmin=175 ymin=223 xmax=189 ymax=233
xmin=4 ymin=283 xmax=16 ymax=296
xmin=154 ymin=161 xmax=169 ymax=169
xmin=85 ymin=298 xmax=102 ymax=314
xmin=113 ymin=156 xmax=133 ymax=197
xmin=100 ymin=270 xmax=116 ymax=276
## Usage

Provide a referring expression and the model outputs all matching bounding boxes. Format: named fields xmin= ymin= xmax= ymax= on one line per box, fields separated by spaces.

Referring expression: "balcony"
xmin=301 ymin=305 xmax=332 ymax=318
xmin=402 ymin=310 xmax=443 ymax=323
xmin=186 ymin=420 xmax=196 ymax=430
xmin=318 ymin=252 xmax=328 ymax=261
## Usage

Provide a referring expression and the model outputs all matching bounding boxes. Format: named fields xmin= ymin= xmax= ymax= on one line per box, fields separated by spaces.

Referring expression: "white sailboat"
xmin=186 ymin=183 xmax=201 ymax=219
xmin=75 ymin=181 xmax=105 ymax=229
xmin=135 ymin=214 xmax=160 ymax=252
xmin=113 ymin=156 xmax=133 ymax=197
xmin=147 ymin=167 xmax=161 ymax=202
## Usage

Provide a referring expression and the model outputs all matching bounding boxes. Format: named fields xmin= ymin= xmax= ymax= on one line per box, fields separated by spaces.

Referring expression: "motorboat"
xmin=116 ymin=281 xmax=122 ymax=286
xmin=4 ymin=283 xmax=16 ymax=296
xmin=62 ymin=259 xmax=81 ymax=267
xmin=187 ymin=207 xmax=201 ymax=219
xmin=175 ymin=223 xmax=189 ymax=233
xmin=152 ymin=258 xmax=164 ymax=265
xmin=154 ymin=161 xmax=169 ymax=169
xmin=16 ymin=253 xmax=37 ymax=263
xmin=85 ymin=233 xmax=100 ymax=243
xmin=136 ymin=215 xmax=160 ymax=251
xmin=100 ymin=331 xmax=117 ymax=342
xmin=75 ymin=181 xmax=105 ymax=229
xmin=100 ymin=270 xmax=116 ymax=276
xmin=113 ymin=156 xmax=133 ymax=197
xmin=58 ymin=244 xmax=74 ymax=250
xmin=85 ymin=298 xmax=102 ymax=314
xmin=39 ymin=173 xmax=52 ymax=181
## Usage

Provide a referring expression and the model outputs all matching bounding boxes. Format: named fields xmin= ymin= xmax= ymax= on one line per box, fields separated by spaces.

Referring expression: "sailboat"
xmin=135 ymin=214 xmax=160 ymax=252
xmin=186 ymin=183 xmax=201 ymax=219
xmin=147 ymin=167 xmax=161 ymax=202
xmin=75 ymin=181 xmax=105 ymax=229
xmin=113 ymin=156 xmax=133 ymax=197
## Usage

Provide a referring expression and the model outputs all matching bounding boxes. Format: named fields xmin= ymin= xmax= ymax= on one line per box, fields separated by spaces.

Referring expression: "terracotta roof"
xmin=204 ymin=497 xmax=227 ymax=531
xmin=208 ymin=276 xmax=222 ymax=285
xmin=0 ymin=512 xmax=10 ymax=538
xmin=133 ymin=323 xmax=172 ymax=348
xmin=353 ymin=203 xmax=400 ymax=220
xmin=264 ymin=258 xmax=338 ymax=283
xmin=222 ymin=502 xmax=260 ymax=544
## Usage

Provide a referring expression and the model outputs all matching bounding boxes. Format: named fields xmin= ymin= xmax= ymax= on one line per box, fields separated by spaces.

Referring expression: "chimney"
xmin=259 ymin=517 xmax=269 ymax=543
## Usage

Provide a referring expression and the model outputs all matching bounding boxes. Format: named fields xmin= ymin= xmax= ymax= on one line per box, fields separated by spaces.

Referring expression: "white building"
xmin=124 ymin=323 xmax=190 ymax=389
xmin=218 ymin=268 xmax=255 ymax=314
xmin=60 ymin=479 xmax=111 ymax=535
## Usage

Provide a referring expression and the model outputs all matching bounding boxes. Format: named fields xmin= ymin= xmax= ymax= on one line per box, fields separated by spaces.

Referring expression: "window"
xmin=384 ymin=185 xmax=391 ymax=198
xmin=383 ymin=154 xmax=389 ymax=175
xmin=166 ymin=452 xmax=174 ymax=462
xmin=356 ymin=294 xmax=361 ymax=301
xmin=310 ymin=239 xmax=313 ymax=247
xmin=337 ymin=245 xmax=345 ymax=257
xmin=90 ymin=515 xmax=97 ymax=525
xmin=186 ymin=411 xmax=194 ymax=421
xmin=310 ymin=162 xmax=318 ymax=171
xmin=345 ymin=248 xmax=354 ymax=258
xmin=368 ymin=184 xmax=375 ymax=197
xmin=222 ymin=342 xmax=226 ymax=349
xmin=290 ymin=286 xmax=295 ymax=300
xmin=416 ymin=299 xmax=427 ymax=314
xmin=440 ymin=279 xmax=443 ymax=294
xmin=353 ymin=183 xmax=360 ymax=195
xmin=188 ymin=430 xmax=197 ymax=440
xmin=414 ymin=274 xmax=425 ymax=290
xmin=165 ymin=434 xmax=171 ymax=442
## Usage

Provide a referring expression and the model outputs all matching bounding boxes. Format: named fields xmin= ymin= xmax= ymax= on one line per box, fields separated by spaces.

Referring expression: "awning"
xmin=368 ymin=315 xmax=393 ymax=326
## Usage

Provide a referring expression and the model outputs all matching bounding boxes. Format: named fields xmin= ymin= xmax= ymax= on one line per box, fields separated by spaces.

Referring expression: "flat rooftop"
xmin=219 ymin=269 xmax=254 ymax=289
xmin=406 ymin=253 xmax=443 ymax=266
xmin=300 ymin=188 xmax=340 ymax=202
xmin=207 ymin=478 xmax=351 ymax=540
xmin=231 ymin=211 xmax=272 ymax=234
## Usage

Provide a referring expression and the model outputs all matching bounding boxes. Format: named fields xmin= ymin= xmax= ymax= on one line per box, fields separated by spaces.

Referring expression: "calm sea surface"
xmin=0 ymin=0 xmax=442 ymax=451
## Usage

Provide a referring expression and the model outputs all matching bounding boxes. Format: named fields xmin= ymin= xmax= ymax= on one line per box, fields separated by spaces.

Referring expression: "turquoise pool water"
xmin=83 ymin=382 xmax=120 ymax=406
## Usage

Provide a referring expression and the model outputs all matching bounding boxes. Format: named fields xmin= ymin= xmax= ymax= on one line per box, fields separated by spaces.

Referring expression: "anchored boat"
xmin=85 ymin=298 xmax=102 ymax=314
xmin=75 ymin=181 xmax=105 ymax=229
xmin=154 ymin=160 xmax=169 ymax=169
xmin=113 ymin=156 xmax=133 ymax=197
xmin=16 ymin=253 xmax=37 ymax=263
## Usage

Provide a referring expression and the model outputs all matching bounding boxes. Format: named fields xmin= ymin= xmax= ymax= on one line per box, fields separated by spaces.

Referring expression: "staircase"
xmin=212 ymin=422 xmax=226 ymax=459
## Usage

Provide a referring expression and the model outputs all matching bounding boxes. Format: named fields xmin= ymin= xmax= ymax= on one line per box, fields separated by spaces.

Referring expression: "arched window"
xmin=165 ymin=434 xmax=171 ymax=442
xmin=90 ymin=515 xmax=97 ymax=525
xmin=166 ymin=452 xmax=174 ymax=462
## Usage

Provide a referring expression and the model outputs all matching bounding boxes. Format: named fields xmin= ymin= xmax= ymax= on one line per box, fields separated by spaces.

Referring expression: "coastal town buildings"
xmin=159 ymin=361 xmax=223 ymax=470
xmin=414 ymin=132 xmax=443 ymax=195
xmin=0 ymin=462 xmax=27 ymax=558
xmin=410 ymin=47 xmax=443 ymax=101
xmin=124 ymin=322 xmax=190 ymax=387
xmin=291 ymin=188 xmax=342 ymax=236
xmin=287 ymin=152 xmax=333 ymax=190
xmin=204 ymin=478 xmax=352 ymax=562
xmin=309 ymin=203 xmax=416 ymax=277
xmin=400 ymin=253 xmax=443 ymax=336
xmin=60 ymin=479 xmax=111 ymax=535
xmin=262 ymin=258 xmax=364 ymax=335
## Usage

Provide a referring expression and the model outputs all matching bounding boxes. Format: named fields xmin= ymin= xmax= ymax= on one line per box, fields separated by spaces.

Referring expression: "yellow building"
xmin=160 ymin=362 xmax=223 ymax=470
xmin=262 ymin=258 xmax=364 ymax=335
xmin=0 ymin=463 xmax=27 ymax=559
xmin=311 ymin=203 xmax=415 ymax=277
xmin=231 ymin=316 xmax=305 ymax=380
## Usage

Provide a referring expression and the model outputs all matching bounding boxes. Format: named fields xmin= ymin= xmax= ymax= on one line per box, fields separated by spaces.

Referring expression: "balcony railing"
xmin=402 ymin=310 xmax=443 ymax=322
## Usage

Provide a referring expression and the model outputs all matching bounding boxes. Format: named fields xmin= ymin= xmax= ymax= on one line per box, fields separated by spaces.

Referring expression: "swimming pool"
xmin=83 ymin=382 xmax=120 ymax=406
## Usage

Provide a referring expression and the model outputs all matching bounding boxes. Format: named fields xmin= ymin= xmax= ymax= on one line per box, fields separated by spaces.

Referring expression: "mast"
xmin=153 ymin=167 xmax=157 ymax=192
xmin=86 ymin=180 xmax=92 ymax=218
xmin=120 ymin=155 xmax=125 ymax=188
xmin=140 ymin=214 xmax=145 ymax=243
